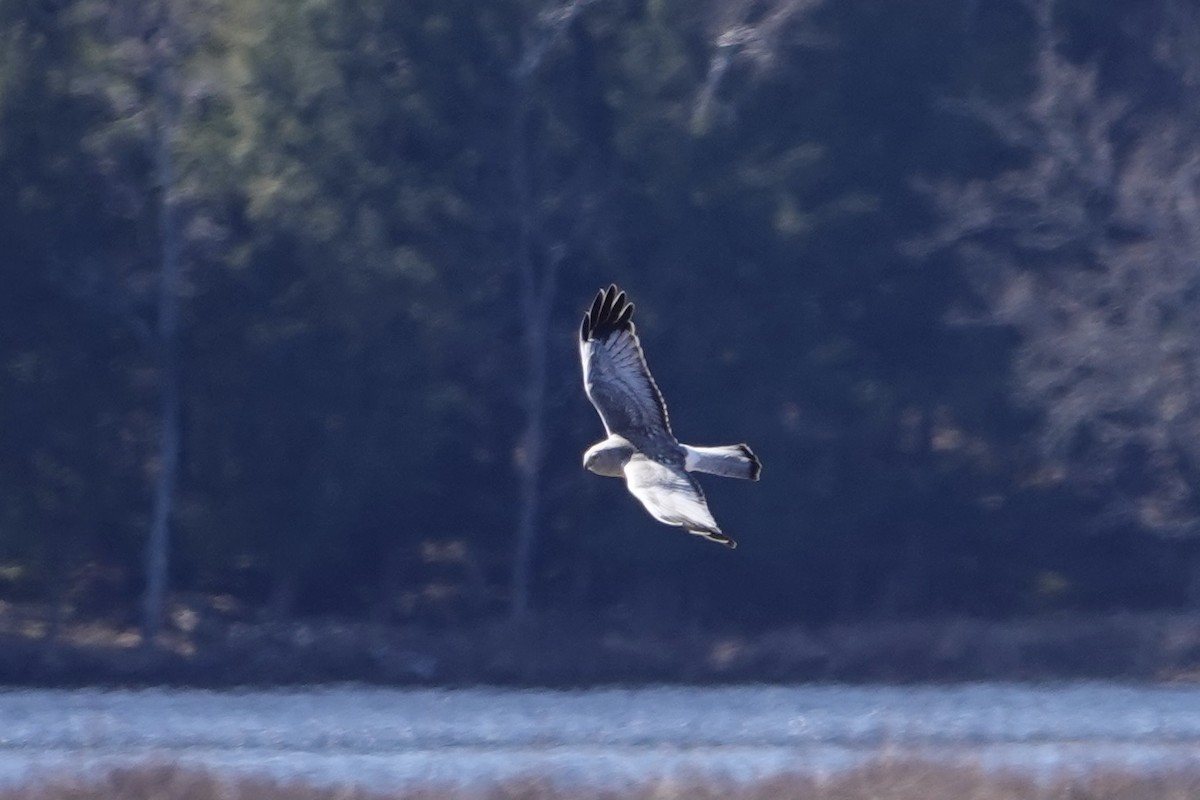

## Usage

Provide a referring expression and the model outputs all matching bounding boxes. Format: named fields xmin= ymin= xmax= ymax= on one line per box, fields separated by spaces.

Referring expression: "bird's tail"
xmin=682 ymin=444 xmax=762 ymax=481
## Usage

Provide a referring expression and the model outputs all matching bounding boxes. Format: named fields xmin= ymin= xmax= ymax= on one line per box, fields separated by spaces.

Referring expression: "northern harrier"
xmin=579 ymin=285 xmax=760 ymax=548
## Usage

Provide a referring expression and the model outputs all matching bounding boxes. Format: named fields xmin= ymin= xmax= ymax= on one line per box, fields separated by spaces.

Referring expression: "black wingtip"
xmin=740 ymin=444 xmax=762 ymax=481
xmin=582 ymin=284 xmax=635 ymax=342
xmin=690 ymin=529 xmax=737 ymax=548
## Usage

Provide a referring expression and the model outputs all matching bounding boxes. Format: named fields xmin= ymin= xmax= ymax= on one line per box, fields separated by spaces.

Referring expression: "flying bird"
xmin=579 ymin=284 xmax=761 ymax=548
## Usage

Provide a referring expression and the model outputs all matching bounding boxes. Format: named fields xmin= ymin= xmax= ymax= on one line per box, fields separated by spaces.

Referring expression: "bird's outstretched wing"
xmin=623 ymin=455 xmax=736 ymax=548
xmin=579 ymin=285 xmax=672 ymax=445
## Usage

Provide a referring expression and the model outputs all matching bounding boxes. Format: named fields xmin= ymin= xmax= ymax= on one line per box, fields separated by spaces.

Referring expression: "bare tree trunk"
xmin=141 ymin=53 xmax=182 ymax=644
xmin=143 ymin=351 xmax=178 ymax=641
xmin=507 ymin=0 xmax=597 ymax=620
xmin=508 ymin=81 xmax=559 ymax=620
xmin=45 ymin=536 xmax=69 ymax=645
xmin=511 ymin=267 xmax=555 ymax=620
xmin=1185 ymin=542 xmax=1200 ymax=609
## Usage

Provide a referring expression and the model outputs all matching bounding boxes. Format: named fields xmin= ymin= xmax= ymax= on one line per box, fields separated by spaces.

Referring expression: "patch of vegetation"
xmin=4 ymin=603 xmax=1200 ymax=686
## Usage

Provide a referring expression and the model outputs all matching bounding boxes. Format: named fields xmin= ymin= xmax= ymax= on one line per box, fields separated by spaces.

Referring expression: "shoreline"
xmin=2 ymin=604 xmax=1199 ymax=687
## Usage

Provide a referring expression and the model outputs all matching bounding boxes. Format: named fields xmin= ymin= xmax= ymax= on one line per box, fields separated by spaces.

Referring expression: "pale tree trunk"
xmin=508 ymin=0 xmax=597 ymax=620
xmin=508 ymin=79 xmax=560 ymax=621
xmin=510 ymin=244 xmax=561 ymax=620
xmin=507 ymin=28 xmax=537 ymax=624
xmin=141 ymin=51 xmax=182 ymax=644
xmin=1184 ymin=541 xmax=1200 ymax=609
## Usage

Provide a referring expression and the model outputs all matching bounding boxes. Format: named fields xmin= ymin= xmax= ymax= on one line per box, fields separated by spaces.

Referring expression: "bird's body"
xmin=579 ymin=285 xmax=760 ymax=548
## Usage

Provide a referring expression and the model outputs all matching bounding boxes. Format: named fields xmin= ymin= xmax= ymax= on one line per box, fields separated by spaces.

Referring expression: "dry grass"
xmin=5 ymin=761 xmax=1200 ymax=800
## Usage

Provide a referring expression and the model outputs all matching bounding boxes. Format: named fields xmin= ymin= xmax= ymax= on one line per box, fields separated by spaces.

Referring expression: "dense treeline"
xmin=3 ymin=0 xmax=1200 ymax=640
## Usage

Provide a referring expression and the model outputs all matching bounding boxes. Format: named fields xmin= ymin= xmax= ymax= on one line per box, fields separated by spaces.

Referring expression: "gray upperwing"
xmin=579 ymin=285 xmax=673 ymax=444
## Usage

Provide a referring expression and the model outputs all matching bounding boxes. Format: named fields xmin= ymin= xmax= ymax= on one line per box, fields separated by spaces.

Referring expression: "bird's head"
xmin=582 ymin=438 xmax=631 ymax=477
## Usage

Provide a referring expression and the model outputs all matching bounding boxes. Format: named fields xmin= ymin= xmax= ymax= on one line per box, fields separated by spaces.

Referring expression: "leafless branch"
xmin=916 ymin=3 xmax=1200 ymax=534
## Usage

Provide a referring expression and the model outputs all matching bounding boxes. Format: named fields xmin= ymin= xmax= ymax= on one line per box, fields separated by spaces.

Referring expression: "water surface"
xmin=3 ymin=683 xmax=1199 ymax=789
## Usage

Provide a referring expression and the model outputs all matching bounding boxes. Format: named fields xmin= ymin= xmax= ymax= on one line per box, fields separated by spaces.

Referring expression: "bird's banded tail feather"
xmin=683 ymin=444 xmax=762 ymax=481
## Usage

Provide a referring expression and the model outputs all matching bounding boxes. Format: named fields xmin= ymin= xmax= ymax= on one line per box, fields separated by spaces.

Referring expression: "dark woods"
xmin=3 ymin=0 xmax=1199 ymax=644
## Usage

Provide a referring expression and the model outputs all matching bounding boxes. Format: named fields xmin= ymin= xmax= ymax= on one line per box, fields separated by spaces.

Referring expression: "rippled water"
xmin=2 ymin=683 xmax=1200 ymax=789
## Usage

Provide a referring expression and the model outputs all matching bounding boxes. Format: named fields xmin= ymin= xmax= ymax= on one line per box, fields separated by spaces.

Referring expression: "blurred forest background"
xmin=4 ymin=0 xmax=1200 ymax=651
